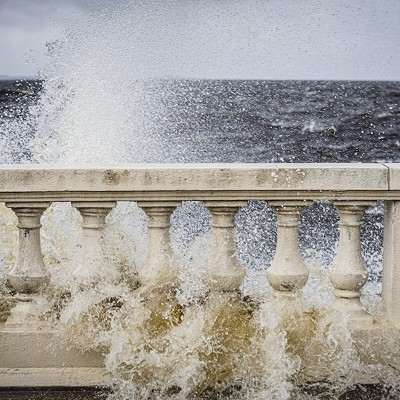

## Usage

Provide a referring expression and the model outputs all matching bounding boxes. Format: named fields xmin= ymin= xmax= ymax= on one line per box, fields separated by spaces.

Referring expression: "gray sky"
xmin=0 ymin=0 xmax=399 ymax=80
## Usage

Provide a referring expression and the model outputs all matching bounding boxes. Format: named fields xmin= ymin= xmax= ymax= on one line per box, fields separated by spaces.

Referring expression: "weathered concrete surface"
xmin=0 ymin=163 xmax=391 ymax=202
xmin=0 ymin=368 xmax=108 ymax=387
xmin=0 ymin=327 xmax=107 ymax=387
xmin=385 ymin=163 xmax=400 ymax=190
xmin=383 ymin=200 xmax=400 ymax=325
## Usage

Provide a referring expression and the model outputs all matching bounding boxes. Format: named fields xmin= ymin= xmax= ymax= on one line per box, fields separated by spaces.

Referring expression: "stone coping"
xmin=0 ymin=368 xmax=108 ymax=387
xmin=0 ymin=163 xmax=398 ymax=201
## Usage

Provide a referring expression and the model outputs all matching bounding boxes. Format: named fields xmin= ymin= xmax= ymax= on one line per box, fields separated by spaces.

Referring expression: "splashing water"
xmin=29 ymin=0 xmax=280 ymax=164
xmin=0 ymin=1 xmax=398 ymax=399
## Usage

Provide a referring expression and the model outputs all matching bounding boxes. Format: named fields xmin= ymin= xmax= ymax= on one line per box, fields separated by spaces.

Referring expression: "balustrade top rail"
xmin=0 ymin=163 xmax=400 ymax=201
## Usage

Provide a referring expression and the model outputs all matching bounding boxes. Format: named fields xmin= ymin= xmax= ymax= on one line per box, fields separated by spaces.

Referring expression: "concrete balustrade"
xmin=138 ymin=201 xmax=180 ymax=285
xmin=204 ymin=201 xmax=247 ymax=292
xmin=383 ymin=200 xmax=400 ymax=326
xmin=267 ymin=201 xmax=311 ymax=296
xmin=5 ymin=202 xmax=50 ymax=329
xmin=330 ymin=201 xmax=376 ymax=321
xmin=72 ymin=201 xmax=117 ymax=287
xmin=1 ymin=163 xmax=400 ymax=387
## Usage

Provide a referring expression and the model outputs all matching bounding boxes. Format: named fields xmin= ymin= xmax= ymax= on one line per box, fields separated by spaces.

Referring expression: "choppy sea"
xmin=1 ymin=79 xmax=399 ymax=164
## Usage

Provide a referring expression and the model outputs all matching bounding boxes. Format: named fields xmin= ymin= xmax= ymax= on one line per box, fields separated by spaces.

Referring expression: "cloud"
xmin=0 ymin=0 xmax=88 ymax=77
xmin=0 ymin=0 xmax=399 ymax=79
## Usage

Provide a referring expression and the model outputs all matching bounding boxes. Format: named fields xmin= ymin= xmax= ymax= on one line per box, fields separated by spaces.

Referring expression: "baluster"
xmin=137 ymin=201 xmax=181 ymax=286
xmin=330 ymin=201 xmax=375 ymax=320
xmin=203 ymin=201 xmax=247 ymax=292
xmin=72 ymin=201 xmax=116 ymax=287
xmin=267 ymin=201 xmax=311 ymax=297
xmin=382 ymin=200 xmax=400 ymax=325
xmin=5 ymin=202 xmax=50 ymax=329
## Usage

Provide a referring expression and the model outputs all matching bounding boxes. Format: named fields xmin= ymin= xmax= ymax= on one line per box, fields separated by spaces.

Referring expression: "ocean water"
xmin=1 ymin=79 xmax=400 ymax=164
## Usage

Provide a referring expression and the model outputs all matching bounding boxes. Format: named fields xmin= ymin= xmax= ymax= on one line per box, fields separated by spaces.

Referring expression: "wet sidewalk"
xmin=0 ymin=385 xmax=397 ymax=399
xmin=0 ymin=388 xmax=109 ymax=399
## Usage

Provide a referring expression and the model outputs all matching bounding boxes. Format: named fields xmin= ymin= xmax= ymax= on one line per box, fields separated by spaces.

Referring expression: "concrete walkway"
xmin=0 ymin=388 xmax=109 ymax=399
xmin=0 ymin=385 xmax=397 ymax=399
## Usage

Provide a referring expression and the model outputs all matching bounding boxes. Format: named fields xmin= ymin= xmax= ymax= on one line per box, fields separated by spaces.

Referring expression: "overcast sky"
xmin=0 ymin=0 xmax=399 ymax=80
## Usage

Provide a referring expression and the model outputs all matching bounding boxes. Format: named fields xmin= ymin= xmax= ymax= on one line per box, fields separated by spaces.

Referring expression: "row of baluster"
xmin=3 ymin=199 xmax=376 ymax=326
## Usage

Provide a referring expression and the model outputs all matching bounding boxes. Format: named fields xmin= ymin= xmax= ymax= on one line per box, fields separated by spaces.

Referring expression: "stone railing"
xmin=1 ymin=163 xmax=400 ymax=387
